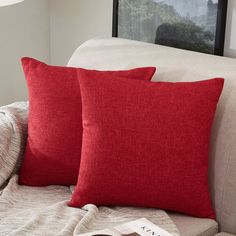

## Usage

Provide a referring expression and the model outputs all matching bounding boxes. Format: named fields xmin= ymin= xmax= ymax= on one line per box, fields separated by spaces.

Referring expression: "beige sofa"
xmin=68 ymin=37 xmax=236 ymax=236
xmin=1 ymin=37 xmax=235 ymax=236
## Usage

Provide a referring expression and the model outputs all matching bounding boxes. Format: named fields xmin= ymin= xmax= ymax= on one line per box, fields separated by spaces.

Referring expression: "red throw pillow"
xmin=19 ymin=57 xmax=156 ymax=186
xmin=69 ymin=73 xmax=224 ymax=219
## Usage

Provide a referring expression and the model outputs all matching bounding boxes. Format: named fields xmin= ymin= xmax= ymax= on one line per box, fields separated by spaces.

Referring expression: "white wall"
xmin=0 ymin=0 xmax=50 ymax=106
xmin=224 ymin=0 xmax=236 ymax=58
xmin=49 ymin=0 xmax=113 ymax=66
xmin=49 ymin=0 xmax=236 ymax=65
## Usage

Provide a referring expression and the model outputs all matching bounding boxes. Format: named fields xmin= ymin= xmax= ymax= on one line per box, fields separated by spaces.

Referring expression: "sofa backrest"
xmin=68 ymin=37 xmax=236 ymax=234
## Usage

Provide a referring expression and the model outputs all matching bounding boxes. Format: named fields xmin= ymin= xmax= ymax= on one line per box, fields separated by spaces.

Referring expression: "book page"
xmin=115 ymin=218 xmax=173 ymax=236
xmin=78 ymin=218 xmax=173 ymax=236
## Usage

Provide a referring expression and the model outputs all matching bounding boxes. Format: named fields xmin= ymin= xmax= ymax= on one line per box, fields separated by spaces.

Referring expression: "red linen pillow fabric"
xmin=19 ymin=57 xmax=156 ymax=186
xmin=69 ymin=73 xmax=224 ymax=219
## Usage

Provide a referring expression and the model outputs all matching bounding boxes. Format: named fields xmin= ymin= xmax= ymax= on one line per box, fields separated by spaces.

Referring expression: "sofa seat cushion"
xmin=215 ymin=233 xmax=236 ymax=236
xmin=169 ymin=213 xmax=218 ymax=236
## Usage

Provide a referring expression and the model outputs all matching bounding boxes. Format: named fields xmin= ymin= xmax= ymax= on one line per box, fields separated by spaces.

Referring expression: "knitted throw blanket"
xmin=0 ymin=102 xmax=28 ymax=189
xmin=0 ymin=175 xmax=180 ymax=236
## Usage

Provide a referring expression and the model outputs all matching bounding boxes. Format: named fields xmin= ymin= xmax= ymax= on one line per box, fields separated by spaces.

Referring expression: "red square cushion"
xmin=69 ymin=73 xmax=224 ymax=219
xmin=19 ymin=57 xmax=156 ymax=186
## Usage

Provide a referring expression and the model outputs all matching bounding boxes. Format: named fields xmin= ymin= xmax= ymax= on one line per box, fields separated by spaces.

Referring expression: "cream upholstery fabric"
xmin=68 ymin=37 xmax=236 ymax=234
xmin=215 ymin=233 xmax=236 ymax=236
xmin=169 ymin=213 xmax=218 ymax=236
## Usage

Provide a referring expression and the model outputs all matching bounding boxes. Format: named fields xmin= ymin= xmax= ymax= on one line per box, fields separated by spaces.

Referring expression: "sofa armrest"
xmin=0 ymin=102 xmax=28 ymax=188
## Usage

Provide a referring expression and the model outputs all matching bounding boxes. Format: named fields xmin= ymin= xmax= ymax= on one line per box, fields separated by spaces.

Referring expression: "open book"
xmin=79 ymin=218 xmax=173 ymax=236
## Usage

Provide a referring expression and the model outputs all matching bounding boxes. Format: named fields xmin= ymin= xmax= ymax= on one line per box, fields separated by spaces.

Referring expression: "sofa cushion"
xmin=169 ymin=213 xmax=218 ymax=236
xmin=19 ymin=57 xmax=156 ymax=186
xmin=70 ymin=71 xmax=223 ymax=218
xmin=215 ymin=233 xmax=236 ymax=236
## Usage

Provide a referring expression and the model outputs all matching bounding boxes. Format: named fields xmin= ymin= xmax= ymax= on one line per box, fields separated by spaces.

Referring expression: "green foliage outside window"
xmin=118 ymin=0 xmax=216 ymax=54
